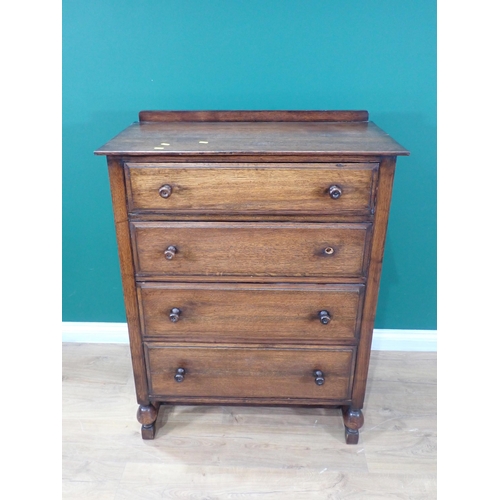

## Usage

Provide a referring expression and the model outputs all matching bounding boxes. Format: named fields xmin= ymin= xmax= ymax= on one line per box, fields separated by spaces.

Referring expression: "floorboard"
xmin=62 ymin=343 xmax=436 ymax=499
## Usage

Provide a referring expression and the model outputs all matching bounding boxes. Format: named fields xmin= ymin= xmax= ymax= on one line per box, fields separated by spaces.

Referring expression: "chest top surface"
xmin=95 ymin=110 xmax=409 ymax=157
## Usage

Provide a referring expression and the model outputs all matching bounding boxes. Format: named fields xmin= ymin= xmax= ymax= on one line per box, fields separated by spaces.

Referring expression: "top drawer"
xmin=125 ymin=163 xmax=378 ymax=215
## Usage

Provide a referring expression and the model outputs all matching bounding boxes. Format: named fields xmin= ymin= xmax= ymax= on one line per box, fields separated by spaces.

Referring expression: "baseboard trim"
xmin=61 ymin=322 xmax=437 ymax=352
xmin=370 ymin=329 xmax=436 ymax=352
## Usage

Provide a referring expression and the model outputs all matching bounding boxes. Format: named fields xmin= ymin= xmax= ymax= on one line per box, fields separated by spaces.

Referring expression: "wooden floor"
xmin=62 ymin=343 xmax=436 ymax=499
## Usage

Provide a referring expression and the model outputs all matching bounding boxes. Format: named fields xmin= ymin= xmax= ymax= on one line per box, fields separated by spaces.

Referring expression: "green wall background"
xmin=63 ymin=0 xmax=436 ymax=329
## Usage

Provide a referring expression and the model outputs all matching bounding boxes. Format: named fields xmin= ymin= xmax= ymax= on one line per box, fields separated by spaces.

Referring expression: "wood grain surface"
xmin=352 ymin=158 xmax=396 ymax=408
xmin=107 ymin=159 xmax=149 ymax=405
xmin=138 ymin=282 xmax=364 ymax=343
xmin=95 ymin=121 xmax=410 ymax=156
xmin=139 ymin=110 xmax=370 ymax=122
xmin=145 ymin=343 xmax=355 ymax=400
xmin=125 ymin=162 xmax=377 ymax=215
xmin=131 ymin=221 xmax=371 ymax=278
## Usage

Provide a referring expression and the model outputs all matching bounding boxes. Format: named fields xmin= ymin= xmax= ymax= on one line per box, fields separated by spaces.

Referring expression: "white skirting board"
xmin=61 ymin=322 xmax=437 ymax=352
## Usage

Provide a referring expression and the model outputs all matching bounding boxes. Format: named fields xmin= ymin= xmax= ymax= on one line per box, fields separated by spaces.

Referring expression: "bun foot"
xmin=137 ymin=403 xmax=159 ymax=440
xmin=342 ymin=406 xmax=364 ymax=445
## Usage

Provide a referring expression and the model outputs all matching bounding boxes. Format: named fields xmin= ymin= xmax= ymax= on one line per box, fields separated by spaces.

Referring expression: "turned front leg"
xmin=137 ymin=403 xmax=159 ymax=439
xmin=342 ymin=406 xmax=364 ymax=444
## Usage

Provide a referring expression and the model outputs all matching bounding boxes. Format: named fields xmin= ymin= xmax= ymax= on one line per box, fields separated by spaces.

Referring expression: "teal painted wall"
xmin=63 ymin=1 xmax=436 ymax=329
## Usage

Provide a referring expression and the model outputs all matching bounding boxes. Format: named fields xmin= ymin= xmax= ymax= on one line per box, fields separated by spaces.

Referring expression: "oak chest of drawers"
xmin=95 ymin=110 xmax=409 ymax=444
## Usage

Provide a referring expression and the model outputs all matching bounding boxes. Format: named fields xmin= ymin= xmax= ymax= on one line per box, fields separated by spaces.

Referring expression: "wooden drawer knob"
xmin=164 ymin=245 xmax=177 ymax=260
xmin=313 ymin=370 xmax=325 ymax=386
xmin=318 ymin=310 xmax=331 ymax=325
xmin=158 ymin=184 xmax=172 ymax=198
xmin=328 ymin=185 xmax=342 ymax=199
xmin=169 ymin=308 xmax=182 ymax=322
xmin=174 ymin=368 xmax=185 ymax=382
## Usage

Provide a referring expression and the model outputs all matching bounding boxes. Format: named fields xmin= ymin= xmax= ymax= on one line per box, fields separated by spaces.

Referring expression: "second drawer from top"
xmin=131 ymin=222 xmax=372 ymax=279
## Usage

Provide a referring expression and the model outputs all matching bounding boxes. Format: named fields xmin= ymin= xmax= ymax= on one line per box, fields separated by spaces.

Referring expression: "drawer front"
xmin=139 ymin=283 xmax=364 ymax=342
xmin=125 ymin=163 xmax=377 ymax=215
xmin=145 ymin=344 xmax=355 ymax=400
xmin=131 ymin=222 xmax=371 ymax=278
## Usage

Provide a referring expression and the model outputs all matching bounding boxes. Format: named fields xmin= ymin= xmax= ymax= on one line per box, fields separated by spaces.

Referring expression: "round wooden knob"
xmin=329 ymin=185 xmax=342 ymax=199
xmin=174 ymin=368 xmax=185 ymax=382
xmin=164 ymin=245 xmax=177 ymax=260
xmin=169 ymin=308 xmax=181 ymax=322
xmin=313 ymin=370 xmax=325 ymax=386
xmin=318 ymin=310 xmax=331 ymax=325
xmin=158 ymin=184 xmax=172 ymax=198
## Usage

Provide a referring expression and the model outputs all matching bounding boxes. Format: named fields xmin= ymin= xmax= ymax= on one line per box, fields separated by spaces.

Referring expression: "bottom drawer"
xmin=145 ymin=344 xmax=356 ymax=401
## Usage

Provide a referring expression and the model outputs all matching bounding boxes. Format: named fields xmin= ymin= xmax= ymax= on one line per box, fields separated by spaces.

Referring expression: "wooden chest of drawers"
xmin=95 ymin=110 xmax=408 ymax=444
